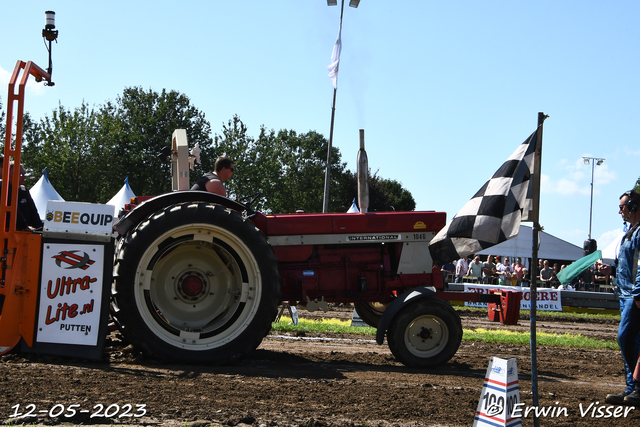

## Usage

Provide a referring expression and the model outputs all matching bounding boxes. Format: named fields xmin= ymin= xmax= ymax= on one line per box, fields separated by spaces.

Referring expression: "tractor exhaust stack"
xmin=357 ymin=129 xmax=369 ymax=214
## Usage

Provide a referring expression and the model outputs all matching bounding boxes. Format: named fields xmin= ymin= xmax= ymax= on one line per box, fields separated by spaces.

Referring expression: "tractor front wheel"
xmin=387 ymin=298 xmax=462 ymax=368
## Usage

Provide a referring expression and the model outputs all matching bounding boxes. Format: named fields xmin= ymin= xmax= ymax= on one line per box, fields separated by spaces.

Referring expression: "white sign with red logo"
xmin=36 ymin=243 xmax=104 ymax=346
xmin=463 ymin=283 xmax=562 ymax=311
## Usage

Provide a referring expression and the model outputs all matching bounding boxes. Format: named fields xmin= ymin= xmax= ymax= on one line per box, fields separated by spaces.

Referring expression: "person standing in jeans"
xmin=599 ymin=190 xmax=640 ymax=406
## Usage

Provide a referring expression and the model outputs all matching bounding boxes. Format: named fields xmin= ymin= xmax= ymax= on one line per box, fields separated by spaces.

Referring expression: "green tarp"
xmin=555 ymin=250 xmax=602 ymax=286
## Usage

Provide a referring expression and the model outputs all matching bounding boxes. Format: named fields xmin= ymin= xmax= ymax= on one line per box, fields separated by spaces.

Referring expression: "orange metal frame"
xmin=0 ymin=60 xmax=50 ymax=354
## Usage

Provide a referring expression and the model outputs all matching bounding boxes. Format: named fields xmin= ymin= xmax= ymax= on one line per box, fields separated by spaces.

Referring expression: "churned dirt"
xmin=1 ymin=306 xmax=638 ymax=427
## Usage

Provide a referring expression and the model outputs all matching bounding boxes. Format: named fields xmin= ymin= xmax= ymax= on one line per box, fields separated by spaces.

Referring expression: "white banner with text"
xmin=463 ymin=284 xmax=562 ymax=311
xmin=36 ymin=243 xmax=105 ymax=345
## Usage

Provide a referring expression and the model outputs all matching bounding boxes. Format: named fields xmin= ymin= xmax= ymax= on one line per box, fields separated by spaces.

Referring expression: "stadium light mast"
xmin=583 ymin=156 xmax=605 ymax=241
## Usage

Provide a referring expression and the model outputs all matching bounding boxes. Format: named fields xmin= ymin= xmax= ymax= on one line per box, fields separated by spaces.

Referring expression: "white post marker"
xmin=474 ymin=357 xmax=521 ymax=427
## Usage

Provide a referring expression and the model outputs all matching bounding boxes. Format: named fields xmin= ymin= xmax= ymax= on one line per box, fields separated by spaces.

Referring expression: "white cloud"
xmin=541 ymin=157 xmax=617 ymax=196
xmin=622 ymin=147 xmax=640 ymax=158
xmin=565 ymin=158 xmax=587 ymax=181
xmin=0 ymin=64 xmax=46 ymax=99
xmin=593 ymin=164 xmax=616 ymax=186
xmin=541 ymin=174 xmax=587 ymax=195
xmin=0 ymin=66 xmax=9 ymax=88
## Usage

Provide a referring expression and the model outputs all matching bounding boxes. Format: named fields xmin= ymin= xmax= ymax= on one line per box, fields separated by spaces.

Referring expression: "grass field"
xmin=271 ymin=306 xmax=620 ymax=350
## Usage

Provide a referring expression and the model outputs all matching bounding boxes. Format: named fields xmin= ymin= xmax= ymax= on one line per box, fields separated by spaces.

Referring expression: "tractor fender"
xmin=375 ymin=286 xmax=437 ymax=345
xmin=114 ymin=191 xmax=258 ymax=236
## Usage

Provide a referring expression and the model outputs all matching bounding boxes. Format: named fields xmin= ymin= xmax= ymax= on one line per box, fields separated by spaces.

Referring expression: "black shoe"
xmin=624 ymin=390 xmax=640 ymax=406
xmin=605 ymin=391 xmax=628 ymax=405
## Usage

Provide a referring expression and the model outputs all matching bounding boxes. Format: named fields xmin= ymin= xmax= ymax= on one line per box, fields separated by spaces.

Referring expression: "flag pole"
xmin=530 ymin=111 xmax=548 ymax=427
xmin=323 ymin=87 xmax=338 ymax=213
xmin=322 ymin=0 xmax=345 ymax=213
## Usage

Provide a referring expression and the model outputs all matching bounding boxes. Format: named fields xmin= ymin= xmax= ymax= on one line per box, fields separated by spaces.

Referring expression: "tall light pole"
xmin=583 ymin=156 xmax=605 ymax=241
xmin=323 ymin=0 xmax=360 ymax=213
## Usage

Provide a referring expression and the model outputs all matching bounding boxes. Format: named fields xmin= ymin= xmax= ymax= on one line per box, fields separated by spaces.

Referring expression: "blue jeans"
xmin=618 ymin=297 xmax=640 ymax=393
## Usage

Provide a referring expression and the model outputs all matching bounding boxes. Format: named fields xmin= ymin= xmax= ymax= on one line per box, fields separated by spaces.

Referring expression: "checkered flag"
xmin=429 ymin=129 xmax=539 ymax=267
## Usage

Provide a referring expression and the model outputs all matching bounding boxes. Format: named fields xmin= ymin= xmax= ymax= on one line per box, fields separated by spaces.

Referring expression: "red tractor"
xmin=111 ymin=191 xmax=454 ymax=367
xmin=107 ymin=130 xmax=519 ymax=368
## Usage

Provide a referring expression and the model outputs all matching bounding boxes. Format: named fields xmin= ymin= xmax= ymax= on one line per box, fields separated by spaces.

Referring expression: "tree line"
xmin=1 ymin=88 xmax=415 ymax=214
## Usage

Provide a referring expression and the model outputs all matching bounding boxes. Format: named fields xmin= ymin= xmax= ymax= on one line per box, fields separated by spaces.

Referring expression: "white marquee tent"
xmin=601 ymin=231 xmax=625 ymax=263
xmin=30 ymin=171 xmax=136 ymax=221
xmin=107 ymin=178 xmax=136 ymax=215
xmin=30 ymin=170 xmax=64 ymax=221
xmin=477 ymin=224 xmax=584 ymax=263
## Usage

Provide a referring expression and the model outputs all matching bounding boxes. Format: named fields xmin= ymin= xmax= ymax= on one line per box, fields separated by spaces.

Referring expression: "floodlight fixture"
xmin=42 ymin=11 xmax=59 ymax=86
xmin=43 ymin=11 xmax=58 ymax=41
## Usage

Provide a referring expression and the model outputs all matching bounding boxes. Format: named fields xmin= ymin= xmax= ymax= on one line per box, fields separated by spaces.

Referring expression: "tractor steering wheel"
xmin=237 ymin=192 xmax=262 ymax=218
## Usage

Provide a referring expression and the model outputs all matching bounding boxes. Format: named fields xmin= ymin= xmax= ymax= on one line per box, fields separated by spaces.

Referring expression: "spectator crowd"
xmin=441 ymin=255 xmax=612 ymax=292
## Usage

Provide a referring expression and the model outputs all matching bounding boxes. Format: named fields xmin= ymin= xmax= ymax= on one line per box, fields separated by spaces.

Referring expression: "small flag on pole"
xmin=429 ymin=130 xmax=539 ymax=267
xmin=327 ymin=19 xmax=343 ymax=89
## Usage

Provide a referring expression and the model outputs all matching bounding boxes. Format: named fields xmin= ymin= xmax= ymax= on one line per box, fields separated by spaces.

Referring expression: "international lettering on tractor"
xmin=0 ymin=11 xmax=522 ymax=368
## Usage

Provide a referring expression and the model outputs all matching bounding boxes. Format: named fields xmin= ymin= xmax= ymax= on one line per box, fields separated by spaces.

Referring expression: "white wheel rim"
xmin=403 ymin=314 xmax=450 ymax=358
xmin=134 ymin=223 xmax=262 ymax=350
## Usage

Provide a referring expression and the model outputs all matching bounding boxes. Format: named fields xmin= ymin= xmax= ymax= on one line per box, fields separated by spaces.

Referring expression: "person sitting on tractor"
xmin=191 ymin=155 xmax=234 ymax=197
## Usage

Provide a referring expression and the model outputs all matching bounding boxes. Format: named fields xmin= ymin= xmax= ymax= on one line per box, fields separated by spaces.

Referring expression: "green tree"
xmin=22 ymin=102 xmax=105 ymax=201
xmin=209 ymin=115 xmax=267 ymax=206
xmin=213 ymin=116 xmax=351 ymax=213
xmin=107 ymin=87 xmax=213 ymax=198
xmin=22 ymin=88 xmax=213 ymax=202
xmin=368 ymin=171 xmax=416 ymax=212
xmin=635 ymin=176 xmax=640 ymax=193
xmin=267 ymin=128 xmax=347 ymax=213
xmin=211 ymin=116 xmax=414 ymax=213
xmin=339 ymin=170 xmax=416 ymax=212
xmin=19 ymin=93 xmax=414 ymax=213
xmin=0 ymin=98 xmax=5 ymax=143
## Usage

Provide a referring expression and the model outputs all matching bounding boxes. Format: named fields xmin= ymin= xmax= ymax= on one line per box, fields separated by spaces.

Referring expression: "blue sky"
xmin=2 ymin=1 xmax=639 ymax=251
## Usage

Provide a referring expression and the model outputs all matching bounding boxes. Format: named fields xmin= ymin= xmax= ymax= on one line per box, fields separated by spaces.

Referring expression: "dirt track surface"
xmin=1 ymin=306 xmax=639 ymax=427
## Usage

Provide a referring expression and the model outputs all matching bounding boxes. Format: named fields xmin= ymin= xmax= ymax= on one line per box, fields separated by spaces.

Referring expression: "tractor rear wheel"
xmin=112 ymin=202 xmax=281 ymax=364
xmin=387 ymin=298 xmax=462 ymax=368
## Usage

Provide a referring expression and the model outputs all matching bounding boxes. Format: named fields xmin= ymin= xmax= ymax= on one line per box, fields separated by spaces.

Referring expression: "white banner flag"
xmin=327 ymin=20 xmax=342 ymax=89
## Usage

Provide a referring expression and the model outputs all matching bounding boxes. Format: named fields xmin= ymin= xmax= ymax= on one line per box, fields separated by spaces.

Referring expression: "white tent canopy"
xmin=477 ymin=224 xmax=584 ymax=262
xmin=347 ymin=198 xmax=359 ymax=213
xmin=107 ymin=178 xmax=136 ymax=215
xmin=601 ymin=231 xmax=625 ymax=263
xmin=30 ymin=170 xmax=65 ymax=221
